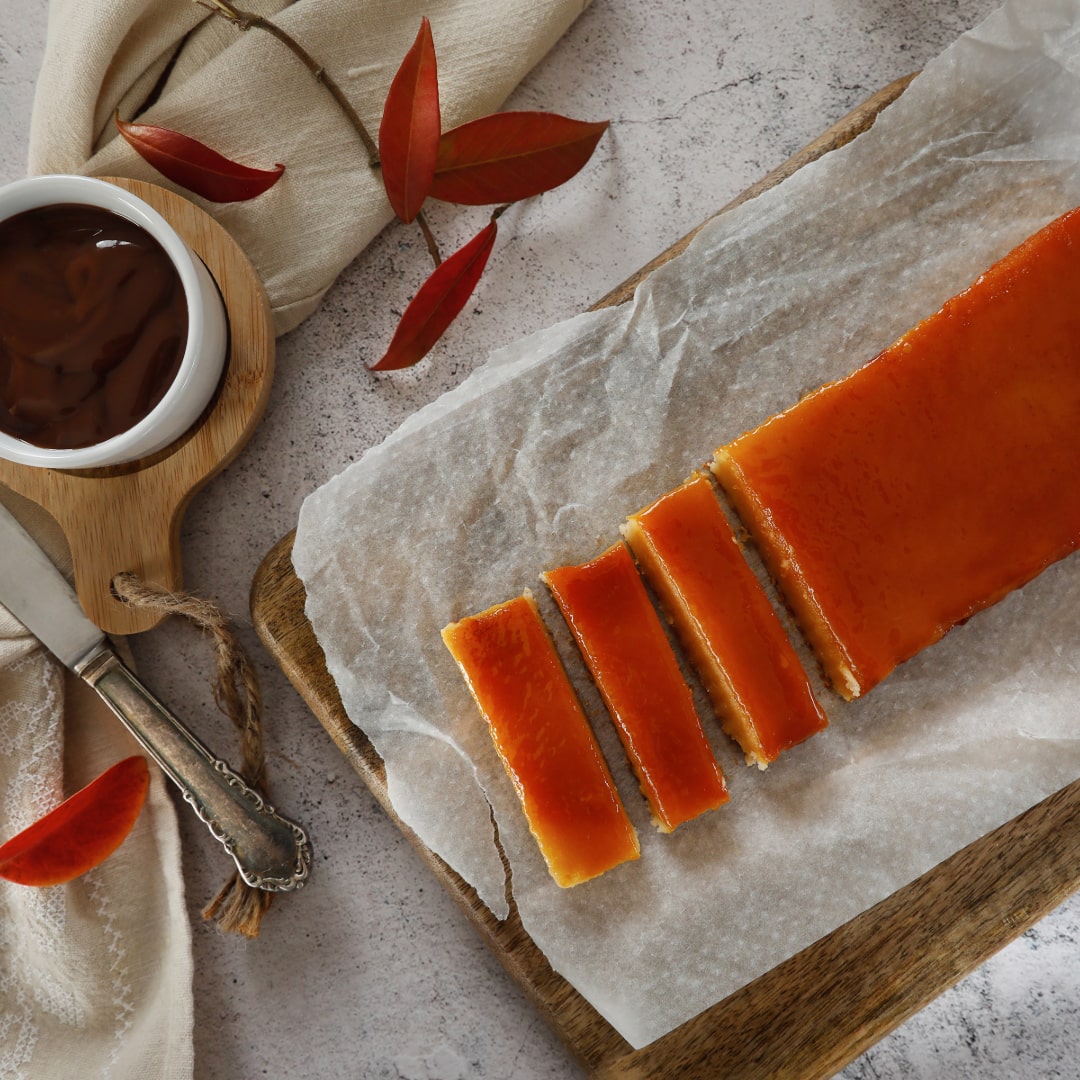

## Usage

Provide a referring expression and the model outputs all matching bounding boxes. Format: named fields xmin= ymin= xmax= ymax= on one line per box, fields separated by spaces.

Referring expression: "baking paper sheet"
xmin=294 ymin=0 xmax=1080 ymax=1049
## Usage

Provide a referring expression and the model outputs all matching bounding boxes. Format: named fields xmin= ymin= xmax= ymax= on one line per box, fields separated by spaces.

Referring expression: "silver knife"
xmin=0 ymin=500 xmax=310 ymax=892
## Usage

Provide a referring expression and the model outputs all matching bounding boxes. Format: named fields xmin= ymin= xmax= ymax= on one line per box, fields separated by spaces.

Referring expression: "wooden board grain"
xmin=251 ymin=77 xmax=1080 ymax=1077
xmin=0 ymin=177 xmax=274 ymax=636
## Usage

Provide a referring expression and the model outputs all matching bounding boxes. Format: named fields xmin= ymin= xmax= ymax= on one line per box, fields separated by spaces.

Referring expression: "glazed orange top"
xmin=543 ymin=543 xmax=729 ymax=833
xmin=714 ymin=207 xmax=1080 ymax=698
xmin=625 ymin=473 xmax=826 ymax=764
xmin=441 ymin=593 xmax=639 ymax=887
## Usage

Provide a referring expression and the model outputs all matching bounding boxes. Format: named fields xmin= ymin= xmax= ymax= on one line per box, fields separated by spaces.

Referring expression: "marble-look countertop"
xmin=2 ymin=1 xmax=1078 ymax=1077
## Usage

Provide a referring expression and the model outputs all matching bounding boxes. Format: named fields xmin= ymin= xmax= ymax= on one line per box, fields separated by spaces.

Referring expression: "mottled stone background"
xmin=1 ymin=1 xmax=1076 ymax=1076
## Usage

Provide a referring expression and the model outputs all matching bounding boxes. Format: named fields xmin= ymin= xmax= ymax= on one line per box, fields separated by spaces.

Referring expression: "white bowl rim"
xmin=0 ymin=174 xmax=219 ymax=468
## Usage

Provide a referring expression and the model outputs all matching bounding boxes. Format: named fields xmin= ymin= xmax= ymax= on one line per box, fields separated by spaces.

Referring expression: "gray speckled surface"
xmin=2 ymin=1 xmax=1078 ymax=1077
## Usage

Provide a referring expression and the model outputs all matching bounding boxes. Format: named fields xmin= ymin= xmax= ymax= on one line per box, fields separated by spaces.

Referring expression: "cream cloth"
xmin=28 ymin=0 xmax=591 ymax=334
xmin=0 ymin=490 xmax=193 ymax=1079
xmin=8 ymin=2 xmax=588 ymax=1076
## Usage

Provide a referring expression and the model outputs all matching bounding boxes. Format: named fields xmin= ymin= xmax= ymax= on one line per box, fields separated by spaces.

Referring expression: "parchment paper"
xmin=293 ymin=0 xmax=1080 ymax=1049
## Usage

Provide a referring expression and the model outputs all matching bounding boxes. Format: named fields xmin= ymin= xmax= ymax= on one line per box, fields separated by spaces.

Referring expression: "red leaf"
xmin=114 ymin=116 xmax=285 ymax=203
xmin=379 ymin=17 xmax=440 ymax=223
xmin=429 ymin=113 xmax=609 ymax=205
xmin=371 ymin=220 xmax=497 ymax=371
xmin=0 ymin=756 xmax=150 ymax=886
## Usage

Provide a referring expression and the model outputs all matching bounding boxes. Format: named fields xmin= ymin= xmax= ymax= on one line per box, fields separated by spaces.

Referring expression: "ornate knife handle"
xmin=75 ymin=642 xmax=310 ymax=891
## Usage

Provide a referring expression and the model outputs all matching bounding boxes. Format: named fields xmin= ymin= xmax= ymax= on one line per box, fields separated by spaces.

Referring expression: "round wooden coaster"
xmin=0 ymin=177 xmax=275 ymax=635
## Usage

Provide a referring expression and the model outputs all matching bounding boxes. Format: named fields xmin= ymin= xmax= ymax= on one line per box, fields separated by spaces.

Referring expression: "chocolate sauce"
xmin=0 ymin=203 xmax=188 ymax=450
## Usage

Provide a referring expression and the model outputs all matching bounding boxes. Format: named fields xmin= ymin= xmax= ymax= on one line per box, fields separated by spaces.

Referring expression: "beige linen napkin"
xmin=0 ymin=490 xmax=193 ymax=1079
xmin=28 ymin=0 xmax=591 ymax=334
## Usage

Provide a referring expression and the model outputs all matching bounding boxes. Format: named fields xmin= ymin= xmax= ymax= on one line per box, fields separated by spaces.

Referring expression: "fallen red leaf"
xmin=0 ymin=756 xmax=150 ymax=886
xmin=370 ymin=219 xmax=497 ymax=371
xmin=115 ymin=116 xmax=285 ymax=202
xmin=379 ymin=17 xmax=441 ymax=223
xmin=429 ymin=112 xmax=609 ymax=205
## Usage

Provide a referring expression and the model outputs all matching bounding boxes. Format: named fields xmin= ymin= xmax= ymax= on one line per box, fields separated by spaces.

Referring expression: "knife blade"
xmin=0 ymin=500 xmax=310 ymax=892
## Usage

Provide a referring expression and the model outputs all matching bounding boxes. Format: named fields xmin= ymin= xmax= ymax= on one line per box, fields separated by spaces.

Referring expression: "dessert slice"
xmin=623 ymin=472 xmax=827 ymax=768
xmin=542 ymin=543 xmax=729 ymax=833
xmin=712 ymin=206 xmax=1080 ymax=699
xmin=441 ymin=591 xmax=639 ymax=887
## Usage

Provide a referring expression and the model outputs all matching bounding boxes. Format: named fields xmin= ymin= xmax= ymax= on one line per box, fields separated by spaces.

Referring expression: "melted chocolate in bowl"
xmin=0 ymin=203 xmax=189 ymax=450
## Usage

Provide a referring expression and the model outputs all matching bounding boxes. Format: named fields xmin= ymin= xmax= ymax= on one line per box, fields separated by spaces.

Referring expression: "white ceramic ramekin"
xmin=0 ymin=174 xmax=227 ymax=468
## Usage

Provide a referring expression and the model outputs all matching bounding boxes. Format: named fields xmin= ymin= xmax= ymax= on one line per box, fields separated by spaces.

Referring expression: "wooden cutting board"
xmin=250 ymin=76 xmax=1080 ymax=1078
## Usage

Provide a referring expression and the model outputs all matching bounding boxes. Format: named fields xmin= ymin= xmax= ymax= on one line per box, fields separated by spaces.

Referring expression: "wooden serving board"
xmin=0 ymin=177 xmax=274 ymax=636
xmin=250 ymin=76 xmax=1080 ymax=1078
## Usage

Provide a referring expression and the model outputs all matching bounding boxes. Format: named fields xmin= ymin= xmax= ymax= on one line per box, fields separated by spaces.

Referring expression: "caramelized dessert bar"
xmin=542 ymin=543 xmax=730 ymax=833
xmin=441 ymin=592 xmax=639 ymax=887
xmin=623 ymin=473 xmax=827 ymax=768
xmin=713 ymin=207 xmax=1080 ymax=699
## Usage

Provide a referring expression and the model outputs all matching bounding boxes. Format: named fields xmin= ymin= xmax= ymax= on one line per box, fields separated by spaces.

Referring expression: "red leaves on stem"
xmin=370 ymin=219 xmax=497 ymax=371
xmin=378 ymin=17 xmax=440 ymax=223
xmin=372 ymin=20 xmax=609 ymax=368
xmin=115 ymin=116 xmax=284 ymax=202
xmin=430 ymin=113 xmax=610 ymax=206
xmin=0 ymin=756 xmax=150 ymax=886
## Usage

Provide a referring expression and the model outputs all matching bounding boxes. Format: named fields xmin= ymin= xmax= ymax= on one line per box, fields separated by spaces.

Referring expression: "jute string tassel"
xmin=112 ymin=571 xmax=273 ymax=938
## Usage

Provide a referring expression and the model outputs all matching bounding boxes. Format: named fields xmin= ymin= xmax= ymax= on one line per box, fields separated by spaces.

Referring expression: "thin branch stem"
xmin=415 ymin=211 xmax=442 ymax=265
xmin=198 ymin=0 xmax=379 ymax=164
